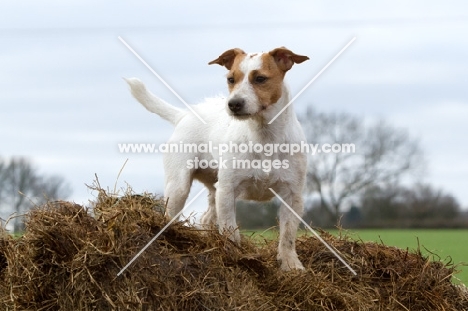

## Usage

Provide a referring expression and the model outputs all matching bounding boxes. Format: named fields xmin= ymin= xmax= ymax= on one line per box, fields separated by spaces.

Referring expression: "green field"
xmin=245 ymin=229 xmax=468 ymax=285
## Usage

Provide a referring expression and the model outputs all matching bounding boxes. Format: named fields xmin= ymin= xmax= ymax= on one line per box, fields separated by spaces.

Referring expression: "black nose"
xmin=228 ymin=98 xmax=245 ymax=113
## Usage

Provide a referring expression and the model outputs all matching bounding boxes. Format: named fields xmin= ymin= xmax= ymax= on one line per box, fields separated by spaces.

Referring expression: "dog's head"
xmin=209 ymin=47 xmax=308 ymax=119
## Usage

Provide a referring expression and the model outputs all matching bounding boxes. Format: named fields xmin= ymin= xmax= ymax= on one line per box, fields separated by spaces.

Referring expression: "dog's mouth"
xmin=230 ymin=106 xmax=270 ymax=119
xmin=230 ymin=112 xmax=252 ymax=119
xmin=227 ymin=101 xmax=270 ymax=119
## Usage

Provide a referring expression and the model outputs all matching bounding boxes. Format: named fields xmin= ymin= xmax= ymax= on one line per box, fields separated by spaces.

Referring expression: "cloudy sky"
xmin=1 ymin=1 xmax=467 ymax=219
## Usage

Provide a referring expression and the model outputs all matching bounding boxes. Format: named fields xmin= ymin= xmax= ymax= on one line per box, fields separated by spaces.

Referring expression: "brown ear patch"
xmin=208 ymin=48 xmax=246 ymax=70
xmin=269 ymin=47 xmax=309 ymax=72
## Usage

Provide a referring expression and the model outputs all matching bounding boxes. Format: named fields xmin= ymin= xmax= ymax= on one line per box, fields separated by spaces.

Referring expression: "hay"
xmin=0 ymin=189 xmax=467 ymax=311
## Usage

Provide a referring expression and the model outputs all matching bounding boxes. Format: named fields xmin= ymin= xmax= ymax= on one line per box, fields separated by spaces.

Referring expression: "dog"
xmin=126 ymin=47 xmax=309 ymax=270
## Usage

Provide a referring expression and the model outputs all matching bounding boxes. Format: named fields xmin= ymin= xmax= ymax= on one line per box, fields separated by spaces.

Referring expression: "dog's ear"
xmin=208 ymin=48 xmax=246 ymax=70
xmin=269 ymin=47 xmax=309 ymax=72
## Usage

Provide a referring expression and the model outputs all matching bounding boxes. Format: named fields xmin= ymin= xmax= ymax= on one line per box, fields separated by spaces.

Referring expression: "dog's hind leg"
xmin=164 ymin=182 xmax=192 ymax=219
xmin=163 ymin=164 xmax=193 ymax=219
xmin=200 ymin=183 xmax=217 ymax=226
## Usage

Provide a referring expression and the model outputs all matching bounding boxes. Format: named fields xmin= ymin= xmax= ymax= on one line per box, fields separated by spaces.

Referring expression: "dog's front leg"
xmin=215 ymin=184 xmax=241 ymax=244
xmin=277 ymin=190 xmax=305 ymax=271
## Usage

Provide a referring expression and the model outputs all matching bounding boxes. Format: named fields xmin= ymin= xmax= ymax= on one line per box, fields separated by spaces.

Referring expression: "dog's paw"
xmin=200 ymin=210 xmax=217 ymax=227
xmin=278 ymin=253 xmax=305 ymax=271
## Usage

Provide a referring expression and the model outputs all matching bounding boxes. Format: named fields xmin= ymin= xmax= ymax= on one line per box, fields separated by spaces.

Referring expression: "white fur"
xmin=126 ymin=51 xmax=307 ymax=271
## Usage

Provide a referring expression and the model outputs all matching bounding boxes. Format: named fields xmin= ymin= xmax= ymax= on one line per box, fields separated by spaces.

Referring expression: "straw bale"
xmin=0 ymin=189 xmax=466 ymax=310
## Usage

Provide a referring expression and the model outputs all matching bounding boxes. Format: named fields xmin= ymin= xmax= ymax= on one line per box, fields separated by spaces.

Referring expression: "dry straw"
xmin=0 ymin=186 xmax=467 ymax=310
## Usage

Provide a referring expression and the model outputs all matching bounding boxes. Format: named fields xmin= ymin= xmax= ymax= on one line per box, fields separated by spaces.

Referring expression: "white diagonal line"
xmin=268 ymin=37 xmax=356 ymax=124
xmin=268 ymin=188 xmax=357 ymax=276
xmin=118 ymin=36 xmax=207 ymax=124
xmin=117 ymin=187 xmax=206 ymax=276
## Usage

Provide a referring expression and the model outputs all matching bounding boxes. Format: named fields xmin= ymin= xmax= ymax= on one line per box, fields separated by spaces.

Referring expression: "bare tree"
xmin=359 ymin=183 xmax=406 ymax=226
xmin=0 ymin=157 xmax=71 ymax=232
xmin=300 ymin=107 xmax=424 ymax=224
xmin=403 ymin=183 xmax=460 ymax=224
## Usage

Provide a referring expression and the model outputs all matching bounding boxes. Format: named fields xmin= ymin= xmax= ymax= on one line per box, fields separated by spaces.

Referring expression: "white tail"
xmin=125 ymin=78 xmax=185 ymax=125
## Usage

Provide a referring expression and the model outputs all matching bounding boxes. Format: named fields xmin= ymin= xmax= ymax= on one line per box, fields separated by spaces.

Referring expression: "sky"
xmin=1 ymin=1 xmax=468 ymax=220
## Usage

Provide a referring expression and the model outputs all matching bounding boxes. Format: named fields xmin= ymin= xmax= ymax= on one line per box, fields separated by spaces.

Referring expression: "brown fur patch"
xmin=246 ymin=53 xmax=286 ymax=107
xmin=226 ymin=53 xmax=249 ymax=92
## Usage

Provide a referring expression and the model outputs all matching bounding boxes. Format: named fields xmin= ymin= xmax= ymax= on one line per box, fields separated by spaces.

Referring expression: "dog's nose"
xmin=228 ymin=98 xmax=245 ymax=113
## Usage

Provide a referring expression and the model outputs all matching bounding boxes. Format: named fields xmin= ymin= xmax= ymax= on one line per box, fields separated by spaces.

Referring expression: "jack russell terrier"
xmin=126 ymin=47 xmax=309 ymax=270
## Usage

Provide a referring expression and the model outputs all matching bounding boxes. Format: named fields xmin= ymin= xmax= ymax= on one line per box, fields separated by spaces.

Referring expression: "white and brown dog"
xmin=126 ymin=47 xmax=309 ymax=270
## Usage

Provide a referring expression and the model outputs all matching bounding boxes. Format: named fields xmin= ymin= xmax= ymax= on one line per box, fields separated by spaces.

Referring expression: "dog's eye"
xmin=227 ymin=77 xmax=235 ymax=84
xmin=255 ymin=76 xmax=267 ymax=84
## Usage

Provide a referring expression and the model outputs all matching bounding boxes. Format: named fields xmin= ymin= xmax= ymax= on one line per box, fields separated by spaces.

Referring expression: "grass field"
xmin=244 ymin=229 xmax=468 ymax=285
